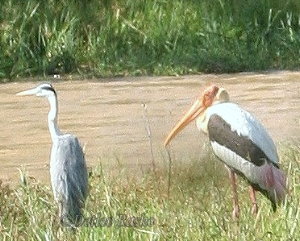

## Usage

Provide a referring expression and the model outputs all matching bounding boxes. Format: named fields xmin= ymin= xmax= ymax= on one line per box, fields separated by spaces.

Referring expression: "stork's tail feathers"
xmin=262 ymin=164 xmax=287 ymax=210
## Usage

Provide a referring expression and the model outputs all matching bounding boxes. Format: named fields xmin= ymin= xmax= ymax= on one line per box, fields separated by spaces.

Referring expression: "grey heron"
xmin=17 ymin=83 xmax=88 ymax=226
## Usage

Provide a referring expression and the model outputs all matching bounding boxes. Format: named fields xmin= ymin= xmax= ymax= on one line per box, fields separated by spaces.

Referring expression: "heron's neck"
xmin=47 ymin=95 xmax=61 ymax=142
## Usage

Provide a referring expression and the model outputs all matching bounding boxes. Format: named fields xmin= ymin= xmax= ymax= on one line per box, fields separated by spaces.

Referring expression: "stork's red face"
xmin=164 ymin=85 xmax=219 ymax=146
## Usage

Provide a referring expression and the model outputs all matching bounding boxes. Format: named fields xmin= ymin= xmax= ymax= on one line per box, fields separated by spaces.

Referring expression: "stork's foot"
xmin=251 ymin=203 xmax=258 ymax=215
xmin=232 ymin=205 xmax=240 ymax=219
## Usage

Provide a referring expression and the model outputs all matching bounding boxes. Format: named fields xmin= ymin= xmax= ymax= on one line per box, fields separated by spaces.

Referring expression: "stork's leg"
xmin=229 ymin=169 xmax=240 ymax=219
xmin=249 ymin=186 xmax=258 ymax=215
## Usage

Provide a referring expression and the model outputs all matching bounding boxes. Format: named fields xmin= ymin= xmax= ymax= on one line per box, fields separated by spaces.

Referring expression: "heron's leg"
xmin=249 ymin=186 xmax=258 ymax=215
xmin=58 ymin=202 xmax=64 ymax=224
xmin=229 ymin=169 xmax=240 ymax=219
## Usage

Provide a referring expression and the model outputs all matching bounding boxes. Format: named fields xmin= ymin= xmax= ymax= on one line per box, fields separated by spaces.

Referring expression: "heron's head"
xmin=16 ymin=83 xmax=56 ymax=98
xmin=164 ymin=84 xmax=230 ymax=146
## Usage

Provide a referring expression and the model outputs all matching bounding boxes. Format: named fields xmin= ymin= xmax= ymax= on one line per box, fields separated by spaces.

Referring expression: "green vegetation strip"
xmin=0 ymin=145 xmax=299 ymax=240
xmin=1 ymin=0 xmax=300 ymax=80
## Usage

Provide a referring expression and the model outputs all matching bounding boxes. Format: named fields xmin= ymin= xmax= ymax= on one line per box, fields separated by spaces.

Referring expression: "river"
xmin=1 ymin=71 xmax=299 ymax=183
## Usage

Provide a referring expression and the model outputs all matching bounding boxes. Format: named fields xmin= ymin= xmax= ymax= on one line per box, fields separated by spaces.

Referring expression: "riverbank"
xmin=0 ymin=145 xmax=299 ymax=240
xmin=1 ymin=0 xmax=300 ymax=80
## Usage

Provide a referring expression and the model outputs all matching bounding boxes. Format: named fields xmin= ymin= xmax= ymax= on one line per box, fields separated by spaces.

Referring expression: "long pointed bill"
xmin=16 ymin=88 xmax=38 ymax=96
xmin=164 ymin=99 xmax=206 ymax=146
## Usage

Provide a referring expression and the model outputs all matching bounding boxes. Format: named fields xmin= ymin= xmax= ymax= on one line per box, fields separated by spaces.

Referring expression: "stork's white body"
xmin=197 ymin=102 xmax=286 ymax=206
xmin=198 ymin=102 xmax=279 ymax=163
xmin=164 ymin=85 xmax=286 ymax=217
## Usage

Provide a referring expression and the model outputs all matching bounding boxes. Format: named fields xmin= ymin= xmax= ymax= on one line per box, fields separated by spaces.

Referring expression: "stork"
xmin=164 ymin=84 xmax=286 ymax=218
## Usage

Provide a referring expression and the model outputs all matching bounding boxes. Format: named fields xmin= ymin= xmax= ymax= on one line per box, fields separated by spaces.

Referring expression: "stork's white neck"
xmin=196 ymin=101 xmax=229 ymax=134
xmin=196 ymin=112 xmax=209 ymax=134
xmin=47 ymin=95 xmax=61 ymax=142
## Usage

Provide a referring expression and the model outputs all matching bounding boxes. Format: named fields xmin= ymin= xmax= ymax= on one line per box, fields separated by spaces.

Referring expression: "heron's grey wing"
xmin=50 ymin=134 xmax=88 ymax=216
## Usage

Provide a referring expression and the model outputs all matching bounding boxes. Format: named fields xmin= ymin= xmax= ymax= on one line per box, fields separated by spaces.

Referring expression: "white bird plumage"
xmin=202 ymin=102 xmax=279 ymax=164
xmin=203 ymin=102 xmax=285 ymax=208
xmin=164 ymin=85 xmax=286 ymax=218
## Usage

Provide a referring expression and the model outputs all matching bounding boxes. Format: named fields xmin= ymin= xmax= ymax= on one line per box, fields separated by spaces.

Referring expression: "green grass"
xmin=0 ymin=144 xmax=300 ymax=240
xmin=1 ymin=0 xmax=300 ymax=80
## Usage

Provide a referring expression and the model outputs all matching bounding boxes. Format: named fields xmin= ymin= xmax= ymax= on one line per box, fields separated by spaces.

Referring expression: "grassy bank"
xmin=1 ymin=0 xmax=300 ymax=80
xmin=0 ymin=145 xmax=299 ymax=240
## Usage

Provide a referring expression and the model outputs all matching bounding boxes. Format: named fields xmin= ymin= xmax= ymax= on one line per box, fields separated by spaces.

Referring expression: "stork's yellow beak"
xmin=164 ymin=99 xmax=206 ymax=146
xmin=164 ymin=85 xmax=219 ymax=147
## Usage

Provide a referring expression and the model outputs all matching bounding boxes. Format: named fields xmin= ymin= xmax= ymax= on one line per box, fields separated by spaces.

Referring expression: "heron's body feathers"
xmin=50 ymin=134 xmax=88 ymax=225
xmin=17 ymin=83 xmax=88 ymax=226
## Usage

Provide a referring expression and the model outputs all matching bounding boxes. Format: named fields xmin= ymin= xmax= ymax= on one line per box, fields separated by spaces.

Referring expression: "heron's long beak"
xmin=16 ymin=87 xmax=38 ymax=96
xmin=164 ymin=99 xmax=206 ymax=146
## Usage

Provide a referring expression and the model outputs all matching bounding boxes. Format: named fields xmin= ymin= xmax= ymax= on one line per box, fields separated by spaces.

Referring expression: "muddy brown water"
xmin=1 ymin=71 xmax=300 ymax=184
